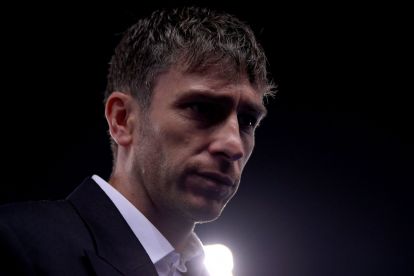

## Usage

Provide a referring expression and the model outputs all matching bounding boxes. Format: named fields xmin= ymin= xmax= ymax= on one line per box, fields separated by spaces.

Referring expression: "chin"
xmin=192 ymin=209 xmax=222 ymax=223
xmin=185 ymin=197 xmax=228 ymax=223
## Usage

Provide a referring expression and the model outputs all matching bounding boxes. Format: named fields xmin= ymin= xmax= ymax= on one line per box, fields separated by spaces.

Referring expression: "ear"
xmin=105 ymin=92 xmax=139 ymax=147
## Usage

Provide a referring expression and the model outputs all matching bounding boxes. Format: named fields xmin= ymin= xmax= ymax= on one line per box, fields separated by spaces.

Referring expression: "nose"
xmin=208 ymin=114 xmax=244 ymax=162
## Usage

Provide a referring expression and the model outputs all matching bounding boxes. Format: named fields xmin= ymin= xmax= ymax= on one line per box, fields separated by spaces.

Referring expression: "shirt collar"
xmin=180 ymin=232 xmax=205 ymax=264
xmin=92 ymin=174 xmax=174 ymax=264
xmin=155 ymin=233 xmax=205 ymax=275
xmin=92 ymin=175 xmax=205 ymax=267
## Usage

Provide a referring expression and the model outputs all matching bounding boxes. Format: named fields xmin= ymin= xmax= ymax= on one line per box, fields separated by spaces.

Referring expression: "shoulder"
xmin=0 ymin=200 xmax=90 ymax=245
xmin=0 ymin=195 xmax=100 ymax=273
xmin=0 ymin=200 xmax=74 ymax=226
xmin=0 ymin=200 xmax=95 ymax=261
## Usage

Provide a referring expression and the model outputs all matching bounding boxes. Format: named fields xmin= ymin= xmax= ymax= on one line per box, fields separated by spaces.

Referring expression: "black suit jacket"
xmin=0 ymin=178 xmax=161 ymax=275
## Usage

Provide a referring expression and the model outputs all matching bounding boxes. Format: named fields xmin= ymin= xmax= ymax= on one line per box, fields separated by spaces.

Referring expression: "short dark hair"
xmin=105 ymin=6 xmax=274 ymax=107
xmin=105 ymin=6 xmax=275 ymax=159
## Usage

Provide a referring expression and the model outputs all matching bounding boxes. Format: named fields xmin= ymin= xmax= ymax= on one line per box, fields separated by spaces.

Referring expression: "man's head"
xmin=105 ymin=7 xmax=274 ymax=224
xmin=105 ymin=7 xmax=273 ymax=122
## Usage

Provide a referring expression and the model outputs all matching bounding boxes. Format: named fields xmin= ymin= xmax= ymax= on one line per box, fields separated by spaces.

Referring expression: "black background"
xmin=2 ymin=2 xmax=413 ymax=276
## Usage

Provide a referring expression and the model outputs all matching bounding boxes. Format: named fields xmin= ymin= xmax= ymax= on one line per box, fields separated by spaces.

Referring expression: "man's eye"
xmin=238 ymin=114 xmax=259 ymax=130
xmin=185 ymin=101 xmax=228 ymax=126
xmin=187 ymin=102 xmax=211 ymax=114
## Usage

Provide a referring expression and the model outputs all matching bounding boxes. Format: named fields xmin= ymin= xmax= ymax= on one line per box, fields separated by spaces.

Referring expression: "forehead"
xmin=152 ymin=67 xmax=266 ymax=113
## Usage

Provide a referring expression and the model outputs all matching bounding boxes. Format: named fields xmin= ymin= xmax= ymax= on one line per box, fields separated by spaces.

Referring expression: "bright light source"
xmin=203 ymin=243 xmax=234 ymax=276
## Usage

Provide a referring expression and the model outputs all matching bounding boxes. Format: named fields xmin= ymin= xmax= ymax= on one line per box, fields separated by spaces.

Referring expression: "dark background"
xmin=2 ymin=2 xmax=413 ymax=276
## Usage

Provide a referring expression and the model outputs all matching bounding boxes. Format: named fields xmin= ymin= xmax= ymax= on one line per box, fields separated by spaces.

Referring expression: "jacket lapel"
xmin=67 ymin=178 xmax=158 ymax=276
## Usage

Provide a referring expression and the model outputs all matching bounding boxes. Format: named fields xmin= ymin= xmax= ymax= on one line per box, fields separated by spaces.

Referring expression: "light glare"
xmin=203 ymin=243 xmax=234 ymax=276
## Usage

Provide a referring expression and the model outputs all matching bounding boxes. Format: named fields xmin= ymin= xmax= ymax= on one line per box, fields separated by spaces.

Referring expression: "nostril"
xmin=225 ymin=135 xmax=244 ymax=161
xmin=209 ymin=136 xmax=244 ymax=162
xmin=229 ymin=152 xmax=243 ymax=162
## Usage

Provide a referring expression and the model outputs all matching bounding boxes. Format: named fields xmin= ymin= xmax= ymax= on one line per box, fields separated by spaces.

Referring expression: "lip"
xmin=196 ymin=171 xmax=235 ymax=187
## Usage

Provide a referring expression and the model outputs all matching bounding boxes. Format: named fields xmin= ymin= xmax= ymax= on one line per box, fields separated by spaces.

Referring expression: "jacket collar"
xmin=67 ymin=177 xmax=158 ymax=276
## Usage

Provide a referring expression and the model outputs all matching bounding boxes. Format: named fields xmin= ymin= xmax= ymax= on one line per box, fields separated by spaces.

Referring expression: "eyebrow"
xmin=178 ymin=89 xmax=268 ymax=118
xmin=241 ymin=101 xmax=268 ymax=120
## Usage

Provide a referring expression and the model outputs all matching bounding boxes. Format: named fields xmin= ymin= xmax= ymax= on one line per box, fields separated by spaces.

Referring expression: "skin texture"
xmin=105 ymin=66 xmax=266 ymax=250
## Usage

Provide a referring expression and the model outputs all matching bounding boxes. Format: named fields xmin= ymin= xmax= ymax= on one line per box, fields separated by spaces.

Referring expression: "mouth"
xmin=196 ymin=171 xmax=236 ymax=187
xmin=184 ymin=171 xmax=237 ymax=200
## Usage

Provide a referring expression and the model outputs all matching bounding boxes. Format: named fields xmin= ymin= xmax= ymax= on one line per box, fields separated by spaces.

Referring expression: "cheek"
xmin=241 ymin=137 xmax=255 ymax=168
xmin=153 ymin=122 xmax=196 ymax=170
xmin=157 ymin=114 xmax=205 ymax=153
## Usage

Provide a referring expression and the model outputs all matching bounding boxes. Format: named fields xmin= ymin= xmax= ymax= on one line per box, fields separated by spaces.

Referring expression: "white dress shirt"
xmin=92 ymin=175 xmax=205 ymax=276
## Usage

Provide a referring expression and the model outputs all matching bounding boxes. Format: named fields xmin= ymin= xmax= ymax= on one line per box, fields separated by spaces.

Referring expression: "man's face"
xmin=132 ymin=67 xmax=266 ymax=223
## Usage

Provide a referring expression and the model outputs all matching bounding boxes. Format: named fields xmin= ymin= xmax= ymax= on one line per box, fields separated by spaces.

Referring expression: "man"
xmin=0 ymin=6 xmax=274 ymax=275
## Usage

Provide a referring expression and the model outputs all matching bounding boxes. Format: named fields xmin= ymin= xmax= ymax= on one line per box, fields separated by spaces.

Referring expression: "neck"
xmin=108 ymin=173 xmax=196 ymax=251
xmin=150 ymin=213 xmax=196 ymax=252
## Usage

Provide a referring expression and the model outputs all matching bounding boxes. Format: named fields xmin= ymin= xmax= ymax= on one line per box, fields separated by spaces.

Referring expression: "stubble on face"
xmin=129 ymin=68 xmax=264 ymax=226
xmin=132 ymin=120 xmax=234 ymax=224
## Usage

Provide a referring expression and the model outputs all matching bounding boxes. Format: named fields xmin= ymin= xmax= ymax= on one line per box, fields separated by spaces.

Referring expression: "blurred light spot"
xmin=203 ymin=243 xmax=234 ymax=276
